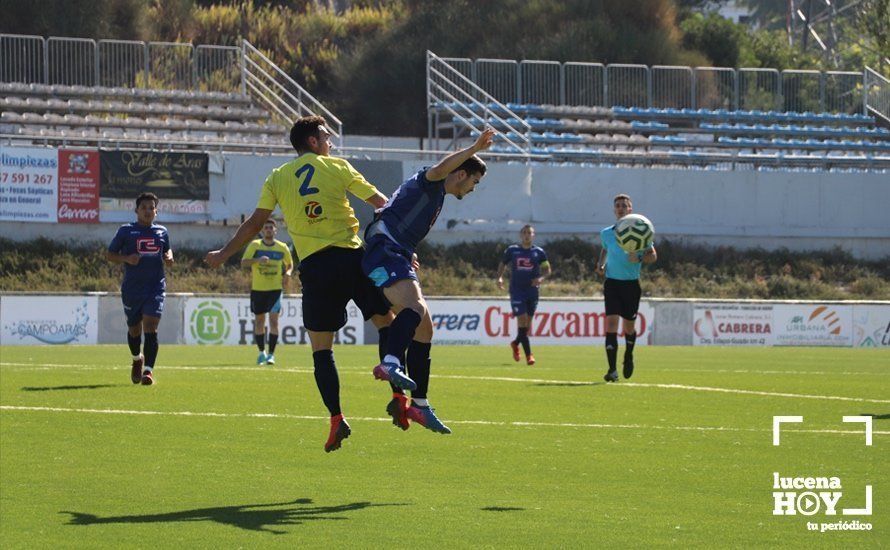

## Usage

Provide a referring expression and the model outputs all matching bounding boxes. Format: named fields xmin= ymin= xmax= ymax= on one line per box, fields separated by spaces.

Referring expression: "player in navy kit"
xmin=106 ymin=192 xmax=173 ymax=386
xmin=362 ymin=128 xmax=495 ymax=435
xmin=497 ymin=225 xmax=551 ymax=365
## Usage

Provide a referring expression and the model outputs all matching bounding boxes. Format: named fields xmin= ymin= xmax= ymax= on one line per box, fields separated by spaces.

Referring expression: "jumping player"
xmin=106 ymin=192 xmax=173 ymax=386
xmin=241 ymin=219 xmax=293 ymax=366
xmin=363 ymin=128 xmax=496 ymax=435
xmin=205 ymin=116 xmax=396 ymax=453
xmin=595 ymin=193 xmax=656 ymax=382
xmin=497 ymin=224 xmax=551 ymax=365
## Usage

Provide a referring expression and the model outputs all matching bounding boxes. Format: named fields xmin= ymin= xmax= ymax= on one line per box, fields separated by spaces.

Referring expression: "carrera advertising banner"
xmin=183 ymin=297 xmax=363 ymax=346
xmin=0 ymin=146 xmax=59 ymax=222
xmin=0 ymin=296 xmax=98 ymax=345
xmin=852 ymin=305 xmax=890 ymax=348
xmin=425 ymin=299 xmax=653 ymax=346
xmin=57 ymin=149 xmax=100 ymax=223
xmin=773 ymin=304 xmax=853 ymax=347
xmin=693 ymin=303 xmax=774 ymax=346
xmin=100 ymin=150 xmax=209 ymax=215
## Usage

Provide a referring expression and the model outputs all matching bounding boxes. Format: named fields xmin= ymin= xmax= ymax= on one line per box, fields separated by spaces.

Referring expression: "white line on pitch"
xmin=2 ymin=363 xmax=888 ymax=403
xmin=2 ymin=405 xmax=888 ymax=437
xmin=3 ymin=362 xmax=890 ymax=377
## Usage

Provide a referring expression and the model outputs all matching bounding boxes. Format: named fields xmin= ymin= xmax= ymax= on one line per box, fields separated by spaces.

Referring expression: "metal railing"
xmin=427 ymin=55 xmax=872 ymax=114
xmin=865 ymin=66 xmax=890 ymax=124
xmin=1 ymin=33 xmax=242 ymax=92
xmin=427 ymin=51 xmax=531 ymax=155
xmin=241 ymin=40 xmax=343 ymax=144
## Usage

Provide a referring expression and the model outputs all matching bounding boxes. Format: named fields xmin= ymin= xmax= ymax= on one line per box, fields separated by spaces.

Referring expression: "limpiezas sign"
xmin=426 ymin=299 xmax=652 ymax=345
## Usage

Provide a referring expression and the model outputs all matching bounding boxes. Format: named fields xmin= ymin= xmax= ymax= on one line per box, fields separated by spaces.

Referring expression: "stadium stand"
xmin=0 ymin=35 xmax=338 ymax=152
xmin=427 ymin=53 xmax=890 ymax=171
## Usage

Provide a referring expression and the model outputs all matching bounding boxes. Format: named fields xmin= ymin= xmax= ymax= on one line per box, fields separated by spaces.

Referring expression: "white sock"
xmin=412 ymin=398 xmax=429 ymax=407
xmin=132 ymin=354 xmax=142 ymax=361
xmin=143 ymin=366 xmax=153 ymax=373
xmin=384 ymin=354 xmax=402 ymax=366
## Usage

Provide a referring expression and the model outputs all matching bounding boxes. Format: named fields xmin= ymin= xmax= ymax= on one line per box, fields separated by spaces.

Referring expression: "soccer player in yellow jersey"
xmin=241 ymin=219 xmax=293 ymax=366
xmin=205 ymin=115 xmax=397 ymax=453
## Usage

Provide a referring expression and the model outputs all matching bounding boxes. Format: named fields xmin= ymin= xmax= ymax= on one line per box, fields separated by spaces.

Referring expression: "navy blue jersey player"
xmin=362 ymin=128 xmax=496 ymax=435
xmin=497 ymin=225 xmax=551 ymax=365
xmin=596 ymin=193 xmax=656 ymax=382
xmin=106 ymin=192 xmax=173 ymax=386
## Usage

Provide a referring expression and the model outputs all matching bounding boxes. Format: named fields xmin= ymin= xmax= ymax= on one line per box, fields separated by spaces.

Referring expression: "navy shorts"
xmin=250 ymin=289 xmax=282 ymax=315
xmin=604 ymin=278 xmax=641 ymax=320
xmin=298 ymin=246 xmax=390 ymax=332
xmin=122 ymin=293 xmax=165 ymax=327
xmin=510 ymin=288 xmax=539 ymax=317
xmin=362 ymin=234 xmax=418 ymax=288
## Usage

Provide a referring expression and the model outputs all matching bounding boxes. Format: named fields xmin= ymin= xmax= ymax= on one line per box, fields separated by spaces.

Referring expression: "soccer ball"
xmin=615 ymin=214 xmax=655 ymax=253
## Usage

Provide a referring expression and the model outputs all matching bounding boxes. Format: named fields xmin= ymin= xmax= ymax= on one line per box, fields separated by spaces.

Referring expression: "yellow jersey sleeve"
xmin=257 ymin=173 xmax=278 ymax=211
xmin=337 ymin=158 xmax=379 ymax=201
xmin=242 ymin=240 xmax=259 ymax=261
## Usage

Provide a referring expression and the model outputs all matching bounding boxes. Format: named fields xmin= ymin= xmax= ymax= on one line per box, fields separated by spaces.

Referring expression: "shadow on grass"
xmin=860 ymin=413 xmax=890 ymax=420
xmin=21 ymin=384 xmax=118 ymax=392
xmin=62 ymin=498 xmax=405 ymax=534
xmin=481 ymin=506 xmax=525 ymax=512
xmin=533 ymin=381 xmax=604 ymax=387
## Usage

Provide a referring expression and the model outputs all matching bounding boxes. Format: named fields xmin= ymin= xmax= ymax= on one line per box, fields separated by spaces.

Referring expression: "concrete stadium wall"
xmin=2 ymin=153 xmax=888 ymax=257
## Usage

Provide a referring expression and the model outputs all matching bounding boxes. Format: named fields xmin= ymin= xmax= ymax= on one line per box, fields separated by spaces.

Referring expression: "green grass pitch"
xmin=1 ymin=345 xmax=887 ymax=548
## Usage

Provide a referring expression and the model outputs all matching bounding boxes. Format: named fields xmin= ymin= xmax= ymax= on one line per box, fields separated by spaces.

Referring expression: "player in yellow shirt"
xmin=205 ymin=115 xmax=399 ymax=453
xmin=241 ymin=219 xmax=293 ymax=366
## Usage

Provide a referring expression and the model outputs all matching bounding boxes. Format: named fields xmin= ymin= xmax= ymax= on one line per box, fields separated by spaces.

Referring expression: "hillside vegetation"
xmin=2 ymin=237 xmax=887 ymax=300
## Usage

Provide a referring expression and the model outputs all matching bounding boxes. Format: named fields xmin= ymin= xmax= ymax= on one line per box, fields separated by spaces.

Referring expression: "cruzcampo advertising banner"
xmin=100 ymin=149 xmax=209 ymax=201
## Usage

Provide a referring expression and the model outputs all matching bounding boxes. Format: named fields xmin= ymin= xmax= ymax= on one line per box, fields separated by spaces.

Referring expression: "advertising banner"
xmin=183 ymin=297 xmax=363 ymax=346
xmin=773 ymin=304 xmax=853 ymax=347
xmin=693 ymin=303 xmax=774 ymax=346
xmin=852 ymin=305 xmax=890 ymax=348
xmin=0 ymin=146 xmax=59 ymax=222
xmin=0 ymin=296 xmax=98 ymax=345
xmin=57 ymin=149 xmax=100 ymax=223
xmin=100 ymin=150 xmax=209 ymax=202
xmin=425 ymin=299 xmax=653 ymax=346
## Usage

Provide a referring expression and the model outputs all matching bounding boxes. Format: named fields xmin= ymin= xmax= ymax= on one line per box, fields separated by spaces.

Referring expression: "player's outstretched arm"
xmin=426 ymin=128 xmax=495 ymax=181
xmin=205 ymin=208 xmax=272 ymax=268
xmin=364 ymin=191 xmax=388 ymax=209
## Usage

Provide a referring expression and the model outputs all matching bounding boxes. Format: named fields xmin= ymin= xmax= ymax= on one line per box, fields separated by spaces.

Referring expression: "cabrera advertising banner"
xmin=0 ymin=296 xmax=98 ymax=345
xmin=182 ymin=297 xmax=363 ymax=346
xmin=693 ymin=303 xmax=775 ymax=346
xmin=425 ymin=299 xmax=653 ymax=346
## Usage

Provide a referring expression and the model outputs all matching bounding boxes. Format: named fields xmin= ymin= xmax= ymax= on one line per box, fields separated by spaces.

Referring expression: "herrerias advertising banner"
xmin=183 ymin=297 xmax=364 ymax=346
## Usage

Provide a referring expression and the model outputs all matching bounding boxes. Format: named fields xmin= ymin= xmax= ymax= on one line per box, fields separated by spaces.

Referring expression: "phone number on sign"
xmin=0 ymin=173 xmax=54 ymax=184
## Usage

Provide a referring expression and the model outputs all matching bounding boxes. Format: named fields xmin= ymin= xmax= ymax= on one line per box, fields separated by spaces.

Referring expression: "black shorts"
xmin=250 ymin=289 xmax=282 ymax=315
xmin=603 ymin=278 xmax=641 ymax=320
xmin=298 ymin=246 xmax=390 ymax=332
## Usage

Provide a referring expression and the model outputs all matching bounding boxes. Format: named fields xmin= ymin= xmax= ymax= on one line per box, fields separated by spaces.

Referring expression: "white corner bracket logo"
xmin=771 ymin=415 xmax=874 ymax=533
